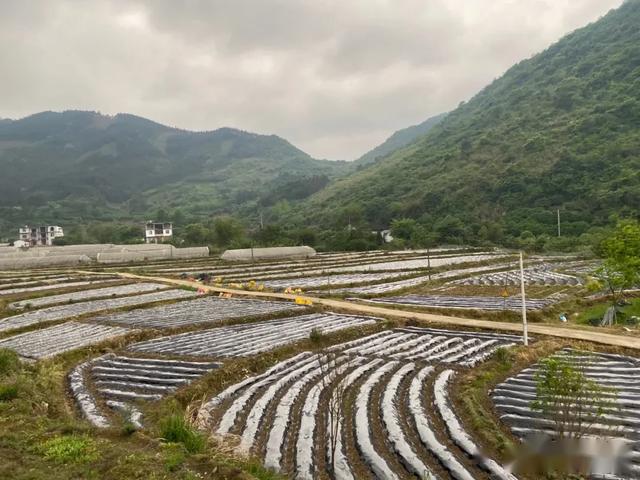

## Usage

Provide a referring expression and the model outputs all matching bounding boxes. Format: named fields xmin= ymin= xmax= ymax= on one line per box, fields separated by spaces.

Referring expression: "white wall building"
xmin=18 ymin=225 xmax=64 ymax=246
xmin=145 ymin=222 xmax=173 ymax=244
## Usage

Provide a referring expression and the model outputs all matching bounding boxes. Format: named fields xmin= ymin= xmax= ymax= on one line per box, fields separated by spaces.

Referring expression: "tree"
xmin=212 ymin=217 xmax=245 ymax=247
xmin=183 ymin=224 xmax=208 ymax=246
xmin=593 ymin=220 xmax=640 ymax=321
xmin=390 ymin=218 xmax=418 ymax=242
xmin=532 ymin=352 xmax=616 ymax=439
xmin=317 ymin=350 xmax=346 ymax=475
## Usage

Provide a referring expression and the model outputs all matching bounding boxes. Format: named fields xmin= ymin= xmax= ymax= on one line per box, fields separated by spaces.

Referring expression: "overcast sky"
xmin=0 ymin=0 xmax=623 ymax=160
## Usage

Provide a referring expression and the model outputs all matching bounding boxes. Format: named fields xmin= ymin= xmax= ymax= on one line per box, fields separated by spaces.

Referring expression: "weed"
xmin=0 ymin=348 xmax=19 ymax=377
xmin=40 ymin=435 xmax=99 ymax=464
xmin=164 ymin=448 xmax=186 ymax=472
xmin=491 ymin=346 xmax=514 ymax=369
xmin=243 ymin=462 xmax=285 ymax=480
xmin=0 ymin=384 xmax=18 ymax=401
xmin=159 ymin=413 xmax=206 ymax=454
xmin=121 ymin=421 xmax=137 ymax=436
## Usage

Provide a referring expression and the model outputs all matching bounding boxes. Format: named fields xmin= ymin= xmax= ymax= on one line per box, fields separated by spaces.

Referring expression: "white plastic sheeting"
xmin=221 ymin=246 xmax=316 ymax=262
xmin=0 ymin=321 xmax=132 ymax=359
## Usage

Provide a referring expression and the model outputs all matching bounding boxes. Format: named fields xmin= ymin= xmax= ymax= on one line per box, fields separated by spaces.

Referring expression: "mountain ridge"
xmin=296 ymin=0 xmax=640 ymax=245
xmin=0 ymin=110 xmax=348 ymax=238
xmin=354 ymin=112 xmax=447 ymax=167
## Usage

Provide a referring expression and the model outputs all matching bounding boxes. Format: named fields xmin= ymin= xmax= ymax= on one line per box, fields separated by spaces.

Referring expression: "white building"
xmin=18 ymin=225 xmax=64 ymax=246
xmin=145 ymin=221 xmax=173 ymax=244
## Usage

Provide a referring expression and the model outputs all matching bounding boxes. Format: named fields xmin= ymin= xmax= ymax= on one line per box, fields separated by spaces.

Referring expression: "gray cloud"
xmin=0 ymin=0 xmax=623 ymax=159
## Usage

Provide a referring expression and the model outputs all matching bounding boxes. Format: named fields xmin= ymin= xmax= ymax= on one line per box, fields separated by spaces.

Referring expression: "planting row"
xmin=261 ymin=272 xmax=406 ymax=291
xmin=327 ymin=262 xmax=515 ymax=296
xmin=492 ymin=348 xmax=640 ymax=477
xmin=158 ymin=249 xmax=450 ymax=275
xmin=0 ymin=321 xmax=132 ymax=359
xmin=199 ymin=328 xmax=517 ymax=479
xmin=217 ymin=252 xmax=505 ymax=283
xmin=0 ymin=274 xmax=76 ymax=290
xmin=0 ymin=277 xmax=121 ymax=297
xmin=89 ymin=296 xmax=302 ymax=329
xmin=332 ymin=327 xmax=523 ymax=366
xmin=127 ymin=313 xmax=379 ymax=358
xmin=9 ymin=282 xmax=166 ymax=310
xmin=359 ymin=294 xmax=554 ymax=311
xmin=452 ymin=266 xmax=582 ymax=286
xmin=70 ymin=354 xmax=221 ymax=428
xmin=0 ymin=289 xmax=196 ymax=333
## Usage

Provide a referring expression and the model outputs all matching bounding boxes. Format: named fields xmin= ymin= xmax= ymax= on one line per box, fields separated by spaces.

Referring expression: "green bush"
xmin=309 ymin=327 xmax=324 ymax=344
xmin=41 ymin=435 xmax=99 ymax=464
xmin=159 ymin=414 xmax=205 ymax=454
xmin=491 ymin=347 xmax=514 ymax=369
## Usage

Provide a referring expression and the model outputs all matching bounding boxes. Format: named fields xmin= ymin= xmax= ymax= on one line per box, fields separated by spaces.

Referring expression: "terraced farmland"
xmin=452 ymin=266 xmax=582 ymax=286
xmin=70 ymin=354 xmax=220 ymax=428
xmin=358 ymin=294 xmax=554 ymax=311
xmin=0 ymin=321 xmax=132 ymax=359
xmin=9 ymin=282 xmax=166 ymax=309
xmin=492 ymin=348 xmax=640 ymax=478
xmin=90 ymin=296 xmax=302 ymax=329
xmin=128 ymin=313 xmax=379 ymax=358
xmin=325 ymin=263 xmax=517 ymax=296
xmin=198 ymin=326 xmax=521 ymax=479
xmin=0 ymin=289 xmax=196 ymax=333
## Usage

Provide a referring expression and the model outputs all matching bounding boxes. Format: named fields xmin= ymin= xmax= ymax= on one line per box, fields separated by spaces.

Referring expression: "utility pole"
xmin=259 ymin=211 xmax=264 ymax=230
xmin=557 ymin=209 xmax=561 ymax=237
xmin=519 ymin=251 xmax=528 ymax=346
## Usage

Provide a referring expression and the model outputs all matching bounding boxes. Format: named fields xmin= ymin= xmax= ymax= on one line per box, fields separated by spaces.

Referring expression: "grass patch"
xmin=0 ymin=384 xmax=18 ymax=401
xmin=40 ymin=435 xmax=99 ymax=464
xmin=0 ymin=348 xmax=19 ymax=376
xmin=159 ymin=413 xmax=206 ymax=454
xmin=576 ymin=297 xmax=640 ymax=326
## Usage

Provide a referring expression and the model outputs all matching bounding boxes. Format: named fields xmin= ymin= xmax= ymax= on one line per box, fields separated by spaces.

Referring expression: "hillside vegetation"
xmin=0 ymin=111 xmax=347 ymax=238
xmin=299 ymin=0 xmax=640 ymax=249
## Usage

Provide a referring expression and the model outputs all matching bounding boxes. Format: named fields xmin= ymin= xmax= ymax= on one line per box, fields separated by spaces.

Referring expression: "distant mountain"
xmin=0 ymin=111 xmax=347 ymax=237
xmin=301 ymin=0 xmax=640 ymax=242
xmin=355 ymin=112 xmax=447 ymax=166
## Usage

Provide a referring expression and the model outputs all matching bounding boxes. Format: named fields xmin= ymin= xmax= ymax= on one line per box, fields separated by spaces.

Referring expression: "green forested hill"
xmin=354 ymin=112 xmax=447 ymax=167
xmin=0 ymin=111 xmax=347 ymax=238
xmin=299 ymin=0 xmax=640 ymax=246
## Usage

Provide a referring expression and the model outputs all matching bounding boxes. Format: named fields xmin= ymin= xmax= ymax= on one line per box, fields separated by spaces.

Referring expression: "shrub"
xmin=159 ymin=414 xmax=205 ymax=454
xmin=309 ymin=327 xmax=324 ymax=344
xmin=41 ymin=435 xmax=99 ymax=464
xmin=491 ymin=347 xmax=514 ymax=369
xmin=532 ymin=353 xmax=616 ymax=438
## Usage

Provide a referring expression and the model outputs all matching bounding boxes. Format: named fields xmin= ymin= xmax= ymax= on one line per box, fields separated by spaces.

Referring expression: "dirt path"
xmin=100 ymin=271 xmax=640 ymax=351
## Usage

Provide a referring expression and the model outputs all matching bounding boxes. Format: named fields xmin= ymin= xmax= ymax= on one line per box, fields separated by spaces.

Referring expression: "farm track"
xmin=107 ymin=272 xmax=640 ymax=350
